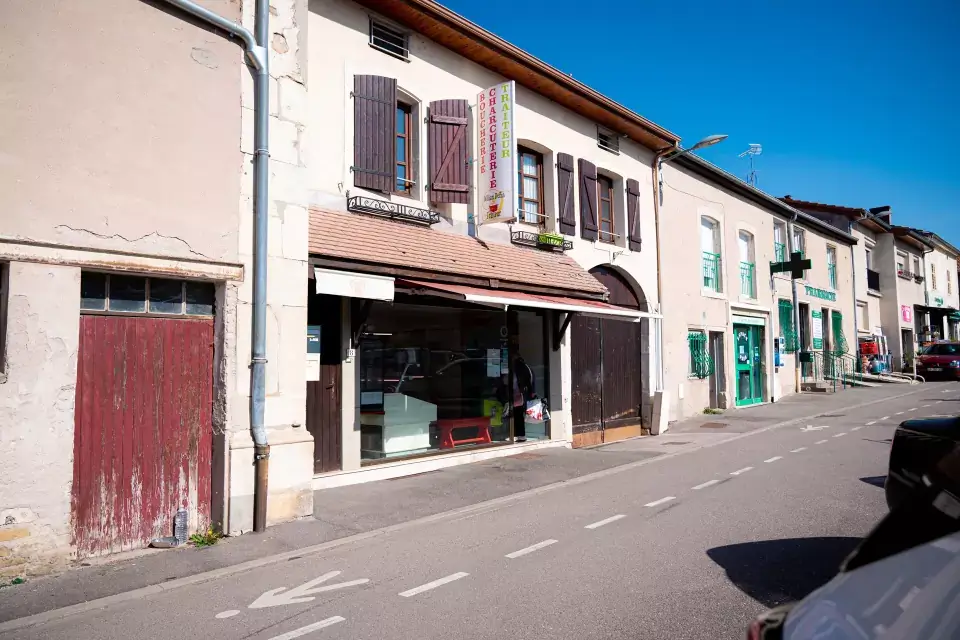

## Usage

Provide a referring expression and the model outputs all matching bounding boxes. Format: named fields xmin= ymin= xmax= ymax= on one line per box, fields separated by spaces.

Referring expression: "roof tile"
xmin=308 ymin=208 xmax=607 ymax=297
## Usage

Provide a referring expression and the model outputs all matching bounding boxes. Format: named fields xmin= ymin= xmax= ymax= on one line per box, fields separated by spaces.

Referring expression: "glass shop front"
xmin=357 ymin=297 xmax=549 ymax=463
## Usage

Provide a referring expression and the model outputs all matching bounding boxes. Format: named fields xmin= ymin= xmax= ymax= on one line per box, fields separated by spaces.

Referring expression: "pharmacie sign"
xmin=804 ymin=285 xmax=836 ymax=302
xmin=477 ymin=81 xmax=517 ymax=225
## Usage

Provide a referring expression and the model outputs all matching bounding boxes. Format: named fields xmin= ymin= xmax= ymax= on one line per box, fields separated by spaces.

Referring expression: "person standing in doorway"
xmin=513 ymin=355 xmax=534 ymax=442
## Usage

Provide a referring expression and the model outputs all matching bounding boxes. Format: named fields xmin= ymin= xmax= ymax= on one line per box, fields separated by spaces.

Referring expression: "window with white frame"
xmin=827 ymin=245 xmax=838 ymax=290
xmin=791 ymin=227 xmax=806 ymax=258
xmin=701 ymin=216 xmax=722 ymax=292
xmin=773 ymin=221 xmax=787 ymax=262
xmin=931 ymin=262 xmax=938 ymax=290
xmin=738 ymin=230 xmax=756 ymax=298
xmin=369 ymin=19 xmax=409 ymax=60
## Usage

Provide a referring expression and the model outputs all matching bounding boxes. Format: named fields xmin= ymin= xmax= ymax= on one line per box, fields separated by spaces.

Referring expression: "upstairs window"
xmin=948 ymin=270 xmax=953 ymax=295
xmin=701 ymin=216 xmax=722 ymax=292
xmin=517 ymin=147 xmax=544 ymax=226
xmin=738 ymin=230 xmax=756 ymax=298
xmin=773 ymin=221 xmax=787 ymax=262
xmin=597 ymin=174 xmax=615 ymax=242
xmin=395 ymin=103 xmax=413 ymax=194
xmin=827 ymin=245 xmax=838 ymax=290
xmin=597 ymin=127 xmax=620 ymax=154
xmin=931 ymin=263 xmax=938 ymax=290
xmin=369 ymin=19 xmax=409 ymax=60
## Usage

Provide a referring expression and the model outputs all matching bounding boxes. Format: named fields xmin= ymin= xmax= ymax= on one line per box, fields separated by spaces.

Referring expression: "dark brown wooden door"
xmin=306 ymin=294 xmax=342 ymax=473
xmin=73 ymin=315 xmax=213 ymax=557
xmin=571 ymin=315 xmax=603 ymax=445
xmin=570 ymin=266 xmax=644 ymax=447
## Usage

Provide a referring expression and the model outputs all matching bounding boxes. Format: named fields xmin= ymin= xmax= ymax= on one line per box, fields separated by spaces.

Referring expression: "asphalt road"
xmin=5 ymin=382 xmax=958 ymax=640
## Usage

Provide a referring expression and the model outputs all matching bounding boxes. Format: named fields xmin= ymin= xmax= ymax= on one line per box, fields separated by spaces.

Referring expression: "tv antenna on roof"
xmin=738 ymin=144 xmax=762 ymax=187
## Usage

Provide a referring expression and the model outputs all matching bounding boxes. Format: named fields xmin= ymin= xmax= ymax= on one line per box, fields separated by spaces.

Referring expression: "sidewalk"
xmin=0 ymin=383 xmax=925 ymax=623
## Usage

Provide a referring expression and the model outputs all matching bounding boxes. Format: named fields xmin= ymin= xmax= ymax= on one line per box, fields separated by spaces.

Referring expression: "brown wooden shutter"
xmin=428 ymin=99 xmax=470 ymax=204
xmin=556 ymin=152 xmax=576 ymax=236
xmin=353 ymin=75 xmax=397 ymax=192
xmin=578 ymin=158 xmax=598 ymax=241
xmin=626 ymin=178 xmax=642 ymax=251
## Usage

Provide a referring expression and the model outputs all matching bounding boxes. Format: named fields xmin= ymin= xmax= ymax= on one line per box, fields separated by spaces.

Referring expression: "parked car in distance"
xmin=886 ymin=416 xmax=960 ymax=512
xmin=916 ymin=341 xmax=960 ymax=380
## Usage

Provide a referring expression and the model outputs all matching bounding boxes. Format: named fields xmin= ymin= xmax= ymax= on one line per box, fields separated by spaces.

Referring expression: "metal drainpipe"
xmin=160 ymin=0 xmax=271 ymax=533
xmin=787 ymin=212 xmax=801 ymax=393
xmin=849 ymin=221 xmax=860 ymax=366
xmin=651 ymin=151 xmax=671 ymax=395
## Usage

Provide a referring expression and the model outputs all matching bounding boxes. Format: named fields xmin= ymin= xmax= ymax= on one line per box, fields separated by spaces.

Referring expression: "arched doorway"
xmin=570 ymin=265 xmax=647 ymax=447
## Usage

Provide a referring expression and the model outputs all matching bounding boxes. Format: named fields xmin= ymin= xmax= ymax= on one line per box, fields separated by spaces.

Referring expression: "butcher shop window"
xmin=80 ymin=272 xmax=215 ymax=317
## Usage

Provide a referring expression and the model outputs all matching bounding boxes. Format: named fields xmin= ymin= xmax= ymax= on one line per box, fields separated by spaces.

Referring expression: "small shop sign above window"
xmin=804 ymin=285 xmax=836 ymax=302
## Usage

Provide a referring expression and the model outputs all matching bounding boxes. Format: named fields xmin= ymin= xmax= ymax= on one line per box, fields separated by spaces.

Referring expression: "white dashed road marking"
xmin=881 ymin=416 xmax=890 ymax=420
xmin=923 ymin=404 xmax=931 ymax=408
xmin=506 ymin=539 xmax=558 ymax=559
xmin=764 ymin=456 xmax=783 ymax=463
xmin=585 ymin=514 xmax=626 ymax=529
xmin=215 ymin=610 xmax=240 ymax=619
xmin=399 ymin=573 xmax=469 ymax=598
xmin=908 ymin=408 xmax=917 ymax=412
xmin=833 ymin=433 xmax=847 ymax=438
xmin=866 ymin=421 xmax=876 ymax=426
xmin=790 ymin=447 xmax=807 ymax=453
xmin=815 ymin=439 xmax=828 ymax=445
xmin=268 ymin=617 xmax=345 ymax=640
xmin=692 ymin=479 xmax=721 ymax=490
xmin=645 ymin=496 xmax=676 ymax=508
xmin=851 ymin=426 xmax=862 ymax=431
xmin=895 ymin=412 xmax=904 ymax=415
xmin=730 ymin=467 xmax=753 ymax=476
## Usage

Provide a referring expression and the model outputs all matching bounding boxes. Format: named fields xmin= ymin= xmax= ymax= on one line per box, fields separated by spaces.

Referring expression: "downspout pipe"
xmin=160 ymin=0 xmax=271 ymax=533
xmin=848 ymin=220 xmax=860 ymax=366
xmin=651 ymin=150 xmax=673 ymax=396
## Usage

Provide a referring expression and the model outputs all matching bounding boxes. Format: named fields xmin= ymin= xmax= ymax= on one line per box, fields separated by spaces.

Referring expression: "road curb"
xmin=0 ymin=382 xmax=941 ymax=633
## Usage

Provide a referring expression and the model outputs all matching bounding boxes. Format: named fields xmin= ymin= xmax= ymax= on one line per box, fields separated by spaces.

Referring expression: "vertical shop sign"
xmin=812 ymin=310 xmax=824 ymax=350
xmin=901 ymin=305 xmax=913 ymax=323
xmin=477 ymin=81 xmax=517 ymax=224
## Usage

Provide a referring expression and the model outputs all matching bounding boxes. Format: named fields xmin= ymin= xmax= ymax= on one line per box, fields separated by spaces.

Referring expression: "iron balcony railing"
xmin=867 ymin=268 xmax=881 ymax=292
xmin=740 ymin=262 xmax=756 ymax=297
xmin=702 ymin=252 xmax=721 ymax=291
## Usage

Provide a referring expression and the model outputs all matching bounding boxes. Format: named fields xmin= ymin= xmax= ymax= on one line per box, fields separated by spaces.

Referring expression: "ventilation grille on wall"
xmin=369 ymin=19 xmax=409 ymax=60
xmin=597 ymin=127 xmax=620 ymax=154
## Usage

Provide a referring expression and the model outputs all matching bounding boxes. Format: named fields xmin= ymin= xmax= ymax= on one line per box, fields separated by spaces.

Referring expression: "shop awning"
xmin=395 ymin=279 xmax=658 ymax=321
xmin=313 ymin=267 xmax=394 ymax=301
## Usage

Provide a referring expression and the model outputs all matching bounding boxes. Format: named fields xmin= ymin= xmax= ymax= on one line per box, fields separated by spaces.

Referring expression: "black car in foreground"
xmin=886 ymin=416 xmax=960 ymax=511
xmin=746 ymin=416 xmax=960 ymax=639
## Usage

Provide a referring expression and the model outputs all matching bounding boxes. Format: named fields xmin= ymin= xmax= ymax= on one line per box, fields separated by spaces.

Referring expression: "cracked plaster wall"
xmin=0 ymin=264 xmax=81 ymax=576
xmin=0 ymin=0 xmax=241 ymax=262
xmin=228 ymin=0 xmax=313 ymax=534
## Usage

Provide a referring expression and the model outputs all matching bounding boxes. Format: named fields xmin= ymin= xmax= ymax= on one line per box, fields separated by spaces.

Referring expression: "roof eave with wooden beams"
xmin=356 ymin=0 xmax=679 ymax=153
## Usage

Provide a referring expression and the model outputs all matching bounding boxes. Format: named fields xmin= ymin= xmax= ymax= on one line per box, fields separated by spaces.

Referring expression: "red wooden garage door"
xmin=72 ymin=315 xmax=214 ymax=557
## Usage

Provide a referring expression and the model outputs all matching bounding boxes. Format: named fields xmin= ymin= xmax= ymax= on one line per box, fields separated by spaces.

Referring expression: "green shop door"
xmin=734 ymin=323 xmax=764 ymax=406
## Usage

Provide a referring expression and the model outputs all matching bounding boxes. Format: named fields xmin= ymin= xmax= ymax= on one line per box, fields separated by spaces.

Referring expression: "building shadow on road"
xmin=707 ymin=537 xmax=860 ymax=608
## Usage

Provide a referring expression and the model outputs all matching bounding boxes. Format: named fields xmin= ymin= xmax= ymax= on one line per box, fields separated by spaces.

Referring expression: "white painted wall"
xmin=306 ymin=0 xmax=662 ymax=447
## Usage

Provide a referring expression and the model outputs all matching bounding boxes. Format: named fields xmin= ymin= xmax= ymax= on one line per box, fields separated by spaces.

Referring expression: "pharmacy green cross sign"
xmin=770 ymin=251 xmax=812 ymax=280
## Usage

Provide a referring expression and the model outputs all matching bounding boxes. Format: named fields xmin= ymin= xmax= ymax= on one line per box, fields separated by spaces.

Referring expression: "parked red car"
xmin=916 ymin=341 xmax=960 ymax=380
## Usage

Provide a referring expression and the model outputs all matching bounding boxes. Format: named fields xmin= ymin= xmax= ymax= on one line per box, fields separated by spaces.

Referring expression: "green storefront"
xmin=733 ymin=315 xmax=766 ymax=407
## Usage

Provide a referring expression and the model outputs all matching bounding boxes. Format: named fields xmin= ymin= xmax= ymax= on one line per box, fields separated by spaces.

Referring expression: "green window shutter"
xmin=778 ymin=300 xmax=799 ymax=352
xmin=832 ymin=311 xmax=848 ymax=354
xmin=687 ymin=331 xmax=714 ymax=379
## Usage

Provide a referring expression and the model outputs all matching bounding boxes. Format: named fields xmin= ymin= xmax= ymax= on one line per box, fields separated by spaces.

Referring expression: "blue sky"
xmin=443 ymin=0 xmax=960 ymax=247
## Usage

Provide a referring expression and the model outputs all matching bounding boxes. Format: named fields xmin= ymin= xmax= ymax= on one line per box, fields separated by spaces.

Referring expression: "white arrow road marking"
xmin=249 ymin=572 xmax=369 ymax=609
xmin=800 ymin=425 xmax=830 ymax=432
xmin=506 ymin=539 xmax=557 ymax=559
xmin=399 ymin=572 xmax=469 ymax=597
xmin=268 ymin=616 xmax=345 ymax=640
xmin=585 ymin=514 xmax=626 ymax=529
xmin=730 ymin=467 xmax=753 ymax=476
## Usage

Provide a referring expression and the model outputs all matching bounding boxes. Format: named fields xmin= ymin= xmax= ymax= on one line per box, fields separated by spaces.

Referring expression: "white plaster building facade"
xmin=0 ymin=0 xmax=311 ymax=573
xmin=658 ymin=158 xmax=858 ymax=422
